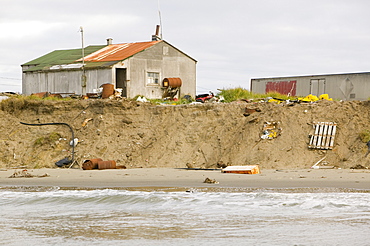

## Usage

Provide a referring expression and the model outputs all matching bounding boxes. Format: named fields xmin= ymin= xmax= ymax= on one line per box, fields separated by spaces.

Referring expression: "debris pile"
xmin=8 ymin=170 xmax=50 ymax=178
xmin=261 ymin=122 xmax=281 ymax=140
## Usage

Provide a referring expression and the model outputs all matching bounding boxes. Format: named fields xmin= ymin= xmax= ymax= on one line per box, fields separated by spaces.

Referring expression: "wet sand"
xmin=0 ymin=168 xmax=369 ymax=190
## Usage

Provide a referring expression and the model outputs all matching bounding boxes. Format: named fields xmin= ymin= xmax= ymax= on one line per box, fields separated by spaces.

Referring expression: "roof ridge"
xmin=92 ymin=44 xmax=130 ymax=61
xmin=81 ymin=41 xmax=161 ymax=62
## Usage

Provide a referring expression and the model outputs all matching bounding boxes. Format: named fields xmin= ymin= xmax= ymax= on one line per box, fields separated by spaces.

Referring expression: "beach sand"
xmin=0 ymin=168 xmax=369 ymax=190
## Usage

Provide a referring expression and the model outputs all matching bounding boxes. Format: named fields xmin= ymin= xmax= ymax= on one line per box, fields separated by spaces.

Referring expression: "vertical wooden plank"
xmin=309 ymin=124 xmax=316 ymax=148
xmin=329 ymin=124 xmax=337 ymax=148
xmin=312 ymin=123 xmax=320 ymax=148
xmin=322 ymin=123 xmax=329 ymax=149
xmin=325 ymin=124 xmax=333 ymax=148
xmin=317 ymin=122 xmax=324 ymax=149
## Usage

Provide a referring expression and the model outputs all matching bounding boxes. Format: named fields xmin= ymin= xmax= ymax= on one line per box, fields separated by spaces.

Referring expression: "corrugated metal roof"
xmin=22 ymin=45 xmax=106 ymax=72
xmin=81 ymin=41 xmax=161 ymax=62
xmin=22 ymin=39 xmax=196 ymax=72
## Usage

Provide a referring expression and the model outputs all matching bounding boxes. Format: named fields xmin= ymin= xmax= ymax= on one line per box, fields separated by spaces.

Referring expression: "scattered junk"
xmin=28 ymin=85 xmax=124 ymax=100
xmin=136 ymin=96 xmax=148 ymax=102
xmin=55 ymin=157 xmax=73 ymax=168
xmin=69 ymin=138 xmax=79 ymax=147
xmin=162 ymin=77 xmax=182 ymax=100
xmin=31 ymin=92 xmax=63 ymax=99
xmin=85 ymin=84 xmax=123 ymax=99
xmin=82 ymin=159 xmax=126 ymax=170
xmin=308 ymin=122 xmax=337 ymax=150
xmin=20 ymin=122 xmax=78 ymax=168
xmin=221 ymin=165 xmax=260 ymax=174
xmin=350 ymin=164 xmax=368 ymax=169
xmin=194 ymin=92 xmax=225 ymax=103
xmin=185 ymin=162 xmax=220 ymax=170
xmin=82 ymin=118 xmax=93 ymax=127
xmin=86 ymin=92 xmax=100 ymax=99
xmin=266 ymin=97 xmax=289 ymax=104
xmin=203 ymin=177 xmax=219 ymax=184
xmin=8 ymin=170 xmax=50 ymax=178
xmin=298 ymin=94 xmax=333 ymax=103
xmin=243 ymin=107 xmax=261 ymax=117
xmin=310 ymin=156 xmax=335 ymax=169
xmin=82 ymin=158 xmax=103 ymax=170
xmin=262 ymin=93 xmax=333 ymax=105
xmin=182 ymin=95 xmax=193 ymax=102
xmin=196 ymin=92 xmax=214 ymax=103
xmin=217 ymin=95 xmax=225 ymax=102
xmin=9 ymin=170 xmax=33 ymax=178
xmin=0 ymin=92 xmax=18 ymax=101
xmin=0 ymin=95 xmax=9 ymax=101
xmin=216 ymin=161 xmax=228 ymax=168
xmin=261 ymin=121 xmax=281 ymax=139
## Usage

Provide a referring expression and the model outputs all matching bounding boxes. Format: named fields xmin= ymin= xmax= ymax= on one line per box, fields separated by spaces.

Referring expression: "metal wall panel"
xmin=265 ymin=80 xmax=297 ymax=96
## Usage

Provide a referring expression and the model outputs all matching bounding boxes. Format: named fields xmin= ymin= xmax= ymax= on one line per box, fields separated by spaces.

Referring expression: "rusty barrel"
xmin=82 ymin=158 xmax=103 ymax=170
xmin=162 ymin=78 xmax=182 ymax=88
xmin=31 ymin=92 xmax=49 ymax=98
xmin=101 ymin=83 xmax=115 ymax=99
xmin=98 ymin=160 xmax=117 ymax=170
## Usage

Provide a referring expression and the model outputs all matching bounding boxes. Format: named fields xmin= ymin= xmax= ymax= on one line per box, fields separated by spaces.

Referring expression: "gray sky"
xmin=1 ymin=0 xmax=370 ymax=94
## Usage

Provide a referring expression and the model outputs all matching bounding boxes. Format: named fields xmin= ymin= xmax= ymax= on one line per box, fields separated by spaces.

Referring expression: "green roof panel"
xmin=22 ymin=45 xmax=107 ymax=71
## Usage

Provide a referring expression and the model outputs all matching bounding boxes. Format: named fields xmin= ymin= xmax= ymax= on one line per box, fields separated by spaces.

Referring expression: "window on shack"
xmin=147 ymin=72 xmax=159 ymax=84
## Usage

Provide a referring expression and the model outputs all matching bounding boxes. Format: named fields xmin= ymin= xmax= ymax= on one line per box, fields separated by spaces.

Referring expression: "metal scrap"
xmin=203 ymin=177 xmax=219 ymax=184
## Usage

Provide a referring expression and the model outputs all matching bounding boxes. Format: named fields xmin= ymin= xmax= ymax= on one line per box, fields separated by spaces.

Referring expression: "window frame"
xmin=146 ymin=72 xmax=160 ymax=85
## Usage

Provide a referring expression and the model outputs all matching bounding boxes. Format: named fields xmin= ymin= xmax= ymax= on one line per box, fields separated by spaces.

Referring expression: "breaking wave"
xmin=0 ymin=187 xmax=369 ymax=245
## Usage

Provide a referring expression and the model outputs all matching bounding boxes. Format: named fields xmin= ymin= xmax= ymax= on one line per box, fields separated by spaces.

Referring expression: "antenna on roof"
xmin=157 ymin=0 xmax=163 ymax=39
xmin=80 ymin=27 xmax=85 ymax=67
xmin=79 ymin=26 xmax=87 ymax=93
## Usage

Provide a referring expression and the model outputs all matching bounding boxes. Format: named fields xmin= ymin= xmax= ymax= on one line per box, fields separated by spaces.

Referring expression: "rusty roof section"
xmin=82 ymin=41 xmax=162 ymax=62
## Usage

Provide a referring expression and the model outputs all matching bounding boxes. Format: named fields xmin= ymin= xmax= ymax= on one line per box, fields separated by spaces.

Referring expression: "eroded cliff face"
xmin=1 ymin=98 xmax=369 ymax=169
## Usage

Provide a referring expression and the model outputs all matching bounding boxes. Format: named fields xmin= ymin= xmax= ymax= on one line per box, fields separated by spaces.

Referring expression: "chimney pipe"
xmin=152 ymin=25 xmax=161 ymax=41
xmin=155 ymin=25 xmax=160 ymax=36
xmin=106 ymin=38 xmax=113 ymax=45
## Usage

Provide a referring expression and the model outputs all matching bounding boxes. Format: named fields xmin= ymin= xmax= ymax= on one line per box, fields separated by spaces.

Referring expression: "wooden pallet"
xmin=308 ymin=122 xmax=337 ymax=150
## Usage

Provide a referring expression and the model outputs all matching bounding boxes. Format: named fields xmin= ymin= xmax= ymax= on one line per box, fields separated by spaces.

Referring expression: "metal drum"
xmin=98 ymin=160 xmax=117 ymax=170
xmin=82 ymin=158 xmax=103 ymax=170
xmin=101 ymin=83 xmax=115 ymax=99
xmin=162 ymin=78 xmax=182 ymax=88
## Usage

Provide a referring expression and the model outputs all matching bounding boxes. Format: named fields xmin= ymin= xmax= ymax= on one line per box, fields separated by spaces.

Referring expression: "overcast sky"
xmin=1 ymin=0 xmax=370 ymax=94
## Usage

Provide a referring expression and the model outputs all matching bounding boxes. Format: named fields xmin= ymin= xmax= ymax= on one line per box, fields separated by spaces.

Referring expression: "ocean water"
xmin=0 ymin=186 xmax=369 ymax=246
